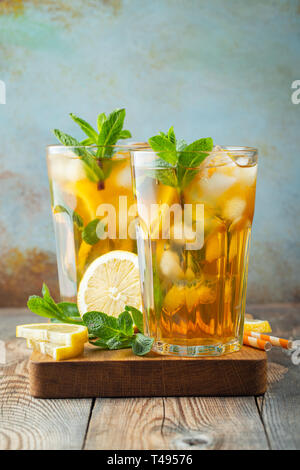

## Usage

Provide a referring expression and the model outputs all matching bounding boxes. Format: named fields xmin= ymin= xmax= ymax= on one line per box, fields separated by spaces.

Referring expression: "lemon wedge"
xmin=77 ymin=250 xmax=142 ymax=317
xmin=244 ymin=318 xmax=272 ymax=333
xmin=26 ymin=338 xmax=84 ymax=361
xmin=16 ymin=323 xmax=88 ymax=346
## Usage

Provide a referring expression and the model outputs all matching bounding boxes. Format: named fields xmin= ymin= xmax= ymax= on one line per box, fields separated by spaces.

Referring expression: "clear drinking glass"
xmin=46 ymin=144 xmax=145 ymax=302
xmin=131 ymin=146 xmax=258 ymax=356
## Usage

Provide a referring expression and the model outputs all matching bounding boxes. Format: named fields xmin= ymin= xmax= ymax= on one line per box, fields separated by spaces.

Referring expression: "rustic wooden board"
xmin=28 ymin=345 xmax=267 ymax=398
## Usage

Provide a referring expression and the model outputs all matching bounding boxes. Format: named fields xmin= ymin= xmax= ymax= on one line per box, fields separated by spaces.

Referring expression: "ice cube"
xmin=198 ymin=172 xmax=237 ymax=198
xmin=49 ymin=153 xmax=86 ymax=183
xmin=234 ymin=165 xmax=257 ymax=187
xmin=160 ymin=250 xmax=185 ymax=281
xmin=223 ymin=197 xmax=246 ymax=221
xmin=116 ymin=165 xmax=131 ymax=188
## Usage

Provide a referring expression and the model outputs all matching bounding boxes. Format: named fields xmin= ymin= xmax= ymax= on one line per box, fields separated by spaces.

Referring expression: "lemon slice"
xmin=16 ymin=323 xmax=88 ymax=346
xmin=244 ymin=318 xmax=272 ymax=333
xmin=77 ymin=250 xmax=142 ymax=317
xmin=26 ymin=338 xmax=84 ymax=361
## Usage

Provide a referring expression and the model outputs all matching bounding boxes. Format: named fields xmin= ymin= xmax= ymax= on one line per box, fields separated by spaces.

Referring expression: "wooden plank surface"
xmin=28 ymin=345 xmax=267 ymax=398
xmin=249 ymin=304 xmax=300 ymax=450
xmin=0 ymin=305 xmax=299 ymax=450
xmin=84 ymin=396 xmax=269 ymax=450
xmin=0 ymin=311 xmax=93 ymax=450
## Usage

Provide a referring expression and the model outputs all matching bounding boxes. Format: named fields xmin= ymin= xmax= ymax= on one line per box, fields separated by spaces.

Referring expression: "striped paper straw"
xmin=244 ymin=331 xmax=293 ymax=350
xmin=243 ymin=334 xmax=272 ymax=351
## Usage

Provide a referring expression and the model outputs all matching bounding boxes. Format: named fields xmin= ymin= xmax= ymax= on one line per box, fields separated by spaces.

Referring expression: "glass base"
xmin=152 ymin=339 xmax=242 ymax=357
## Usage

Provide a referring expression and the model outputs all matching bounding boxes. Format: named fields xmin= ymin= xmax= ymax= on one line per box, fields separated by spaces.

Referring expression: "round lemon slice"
xmin=244 ymin=318 xmax=272 ymax=333
xmin=16 ymin=323 xmax=88 ymax=346
xmin=77 ymin=250 xmax=142 ymax=317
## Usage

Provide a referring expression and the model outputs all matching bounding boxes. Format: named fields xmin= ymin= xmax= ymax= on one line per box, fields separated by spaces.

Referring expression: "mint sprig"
xmin=53 ymin=108 xmax=132 ymax=185
xmin=27 ymin=284 xmax=153 ymax=356
xmin=148 ymin=128 xmax=213 ymax=191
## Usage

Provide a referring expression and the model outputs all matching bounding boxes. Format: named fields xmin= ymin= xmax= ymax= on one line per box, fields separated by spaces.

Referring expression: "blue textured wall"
xmin=0 ymin=0 xmax=299 ymax=305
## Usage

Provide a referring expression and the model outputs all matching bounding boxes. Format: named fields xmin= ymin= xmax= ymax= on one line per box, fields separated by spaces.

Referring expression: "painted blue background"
xmin=0 ymin=0 xmax=299 ymax=305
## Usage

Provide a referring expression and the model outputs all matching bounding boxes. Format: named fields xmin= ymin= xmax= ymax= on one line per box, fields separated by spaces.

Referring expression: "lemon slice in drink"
xmin=16 ymin=323 xmax=88 ymax=346
xmin=77 ymin=250 xmax=142 ymax=317
xmin=244 ymin=318 xmax=272 ymax=333
xmin=26 ymin=338 xmax=85 ymax=361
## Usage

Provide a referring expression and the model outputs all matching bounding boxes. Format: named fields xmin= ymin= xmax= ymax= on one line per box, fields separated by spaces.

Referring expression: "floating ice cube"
xmin=116 ymin=166 xmax=131 ymax=188
xmin=234 ymin=165 xmax=257 ymax=187
xmin=49 ymin=152 xmax=86 ymax=182
xmin=223 ymin=197 xmax=246 ymax=221
xmin=160 ymin=250 xmax=184 ymax=281
xmin=199 ymin=172 xmax=237 ymax=198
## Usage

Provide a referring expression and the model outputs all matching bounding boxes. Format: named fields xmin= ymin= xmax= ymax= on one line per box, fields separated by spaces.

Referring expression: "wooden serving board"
xmin=28 ymin=345 xmax=267 ymax=398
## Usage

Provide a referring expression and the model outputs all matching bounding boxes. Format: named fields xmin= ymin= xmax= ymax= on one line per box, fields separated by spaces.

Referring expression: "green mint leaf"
xmin=69 ymin=113 xmax=98 ymax=143
xmin=82 ymin=218 xmax=106 ymax=245
xmin=53 ymin=205 xmax=83 ymax=231
xmin=125 ymin=306 xmax=144 ymax=333
xmin=178 ymin=137 xmax=213 ymax=168
xmin=82 ymin=311 xmax=121 ymax=340
xmin=27 ymin=295 xmax=58 ymax=319
xmin=97 ymin=113 xmax=106 ymax=132
xmin=148 ymin=168 xmax=178 ymax=188
xmin=118 ymin=129 xmax=132 ymax=139
xmin=89 ymin=338 xmax=109 ymax=349
xmin=106 ymin=335 xmax=133 ymax=350
xmin=97 ymin=108 xmax=126 ymax=157
xmin=148 ymin=134 xmax=178 ymax=166
xmin=53 ymin=204 xmax=69 ymax=215
xmin=167 ymin=126 xmax=176 ymax=145
xmin=57 ymin=302 xmax=81 ymax=318
xmin=131 ymin=333 xmax=154 ymax=356
xmin=72 ymin=212 xmax=83 ymax=230
xmin=117 ymin=311 xmax=134 ymax=336
xmin=80 ymin=138 xmax=94 ymax=145
xmin=176 ymin=138 xmax=187 ymax=151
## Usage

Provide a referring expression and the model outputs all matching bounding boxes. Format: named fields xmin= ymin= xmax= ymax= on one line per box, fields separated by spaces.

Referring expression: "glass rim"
xmin=131 ymin=145 xmax=258 ymax=154
xmin=131 ymin=145 xmax=258 ymax=169
xmin=46 ymin=142 xmax=149 ymax=151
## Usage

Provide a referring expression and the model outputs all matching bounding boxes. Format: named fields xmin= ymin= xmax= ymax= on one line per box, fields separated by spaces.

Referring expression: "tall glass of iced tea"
xmin=131 ymin=146 xmax=258 ymax=356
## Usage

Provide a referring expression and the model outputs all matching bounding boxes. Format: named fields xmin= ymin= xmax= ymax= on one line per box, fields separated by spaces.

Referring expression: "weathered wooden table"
xmin=0 ymin=304 xmax=299 ymax=450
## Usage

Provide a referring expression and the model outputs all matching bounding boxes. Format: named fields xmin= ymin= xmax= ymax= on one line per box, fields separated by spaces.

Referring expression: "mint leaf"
xmin=27 ymin=285 xmax=82 ymax=324
xmin=148 ymin=129 xmax=214 ymax=191
xmin=97 ymin=108 xmax=126 ymax=157
xmin=69 ymin=113 xmax=98 ymax=143
xmin=82 ymin=218 xmax=105 ymax=245
xmin=168 ymin=126 xmax=176 ymax=145
xmin=27 ymin=295 xmax=58 ymax=319
xmin=97 ymin=113 xmax=106 ymax=132
xmin=119 ymin=129 xmax=132 ymax=139
xmin=53 ymin=205 xmax=83 ymax=231
xmin=125 ymin=306 xmax=144 ymax=333
xmin=82 ymin=311 xmax=120 ymax=340
xmin=106 ymin=335 xmax=133 ymax=350
xmin=117 ymin=311 xmax=134 ymax=336
xmin=89 ymin=338 xmax=109 ymax=349
xmin=148 ymin=134 xmax=178 ymax=166
xmin=131 ymin=333 xmax=154 ymax=356
xmin=178 ymin=137 xmax=213 ymax=168
xmin=57 ymin=302 xmax=81 ymax=318
xmin=72 ymin=212 xmax=84 ymax=230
